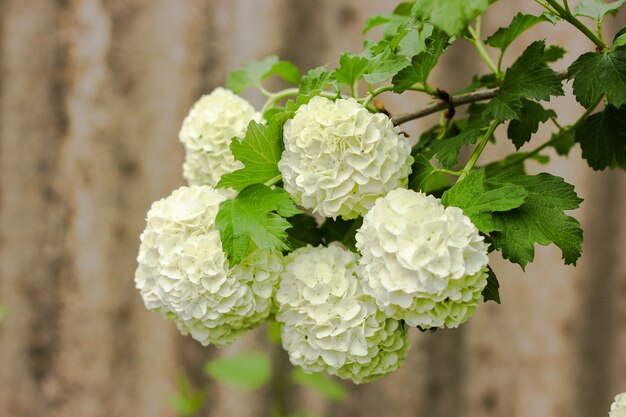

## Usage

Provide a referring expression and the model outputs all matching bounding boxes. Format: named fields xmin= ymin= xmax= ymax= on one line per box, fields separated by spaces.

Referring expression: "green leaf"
xmin=482 ymin=266 xmax=501 ymax=304
xmin=394 ymin=2 xmax=415 ymax=16
xmin=542 ymin=45 xmax=567 ymax=63
xmin=411 ymin=0 xmax=496 ymax=35
xmin=299 ymin=66 xmax=334 ymax=95
xmin=216 ymin=184 xmax=301 ymax=265
xmin=486 ymin=13 xmax=550 ymax=52
xmin=575 ymin=104 xmax=626 ymax=169
xmin=441 ymin=169 xmax=528 ymax=233
xmin=430 ymin=129 xmax=482 ymax=169
xmin=486 ymin=41 xmax=564 ymax=121
xmin=507 ymin=99 xmax=557 ymax=149
xmin=265 ymin=61 xmax=301 ymax=84
xmin=204 ymin=352 xmax=272 ymax=390
xmin=333 ymin=53 xmax=369 ymax=88
xmin=408 ymin=154 xmax=451 ymax=193
xmin=363 ymin=14 xmax=407 ymax=34
xmin=227 ymin=56 xmax=278 ymax=94
xmin=292 ymin=369 xmax=347 ymax=401
xmin=218 ymin=113 xmax=291 ymax=191
xmin=284 ymin=95 xmax=318 ymax=113
xmin=489 ymin=173 xmax=583 ymax=268
xmin=614 ymin=27 xmax=626 ymax=48
xmin=397 ymin=21 xmax=435 ymax=58
xmin=574 ymin=0 xmax=626 ymax=23
xmin=392 ymin=28 xmax=449 ymax=92
xmin=552 ymin=130 xmax=576 ymax=156
xmin=227 ymin=56 xmax=301 ymax=93
xmin=287 ymin=213 xmax=323 ymax=249
xmin=363 ymin=49 xmax=410 ymax=84
xmin=168 ymin=374 xmax=206 ymax=417
xmin=320 ymin=217 xmax=363 ymax=251
xmin=568 ymin=50 xmax=626 ymax=108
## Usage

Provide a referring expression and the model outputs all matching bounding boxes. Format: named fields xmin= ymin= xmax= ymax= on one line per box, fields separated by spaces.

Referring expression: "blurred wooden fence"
xmin=0 ymin=1 xmax=625 ymax=416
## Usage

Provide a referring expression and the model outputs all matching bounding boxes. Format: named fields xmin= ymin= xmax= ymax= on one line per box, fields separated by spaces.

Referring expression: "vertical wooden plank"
xmin=0 ymin=2 xmax=71 ymax=416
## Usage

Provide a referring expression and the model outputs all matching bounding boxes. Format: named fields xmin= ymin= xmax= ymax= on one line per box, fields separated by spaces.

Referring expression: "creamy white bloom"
xmin=179 ymin=87 xmax=262 ymax=186
xmin=278 ymin=96 xmax=413 ymax=219
xmin=610 ymin=393 xmax=626 ymax=417
xmin=356 ymin=188 xmax=490 ymax=329
xmin=135 ymin=185 xmax=282 ymax=347
xmin=276 ymin=245 xmax=410 ymax=383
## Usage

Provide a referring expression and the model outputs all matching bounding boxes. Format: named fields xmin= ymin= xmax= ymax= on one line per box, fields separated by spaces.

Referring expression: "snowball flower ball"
xmin=610 ymin=393 xmax=626 ymax=417
xmin=135 ymin=185 xmax=282 ymax=347
xmin=278 ymin=96 xmax=413 ymax=219
xmin=356 ymin=188 xmax=490 ymax=329
xmin=276 ymin=245 xmax=410 ymax=383
xmin=179 ymin=87 xmax=262 ymax=186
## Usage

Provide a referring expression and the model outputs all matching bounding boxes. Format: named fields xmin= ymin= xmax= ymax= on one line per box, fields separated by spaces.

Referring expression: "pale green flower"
xmin=179 ymin=88 xmax=262 ymax=186
xmin=278 ymin=96 xmax=413 ymax=219
xmin=356 ymin=188 xmax=490 ymax=329
xmin=610 ymin=393 xmax=626 ymax=417
xmin=135 ymin=185 xmax=282 ymax=347
xmin=276 ymin=245 xmax=410 ymax=383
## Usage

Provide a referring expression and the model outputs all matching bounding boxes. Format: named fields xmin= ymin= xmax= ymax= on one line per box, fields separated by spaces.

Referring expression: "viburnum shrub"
xmin=136 ymin=0 xmax=626 ymax=384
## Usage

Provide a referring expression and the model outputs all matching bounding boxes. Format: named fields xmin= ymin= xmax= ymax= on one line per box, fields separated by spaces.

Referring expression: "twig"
xmin=392 ymin=70 xmax=568 ymax=125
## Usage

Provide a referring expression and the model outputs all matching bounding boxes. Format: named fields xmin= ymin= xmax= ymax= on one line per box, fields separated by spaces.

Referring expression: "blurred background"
xmin=0 ymin=1 xmax=625 ymax=416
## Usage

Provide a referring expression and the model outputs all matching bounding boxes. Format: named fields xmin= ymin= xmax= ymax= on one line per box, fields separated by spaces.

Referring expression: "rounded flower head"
xmin=135 ymin=185 xmax=282 ymax=347
xmin=179 ymin=87 xmax=262 ymax=186
xmin=610 ymin=393 xmax=626 ymax=417
xmin=278 ymin=96 xmax=413 ymax=219
xmin=276 ymin=245 xmax=410 ymax=383
xmin=356 ymin=188 xmax=490 ymax=329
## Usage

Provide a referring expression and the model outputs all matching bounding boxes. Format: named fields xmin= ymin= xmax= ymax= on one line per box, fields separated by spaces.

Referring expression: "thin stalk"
xmin=362 ymin=85 xmax=394 ymax=107
xmin=563 ymin=0 xmax=572 ymax=14
xmin=264 ymin=174 xmax=282 ymax=187
xmin=544 ymin=0 xmax=608 ymax=50
xmin=550 ymin=115 xmax=563 ymax=130
xmin=534 ymin=0 xmax=559 ymax=15
xmin=435 ymin=168 xmax=462 ymax=176
xmin=458 ymin=120 xmax=500 ymax=181
xmin=497 ymin=51 xmax=505 ymax=75
xmin=467 ymin=19 xmax=500 ymax=77
xmin=393 ymin=70 xmax=568 ymax=125
xmin=261 ymin=88 xmax=298 ymax=112
xmin=351 ymin=80 xmax=359 ymax=98
xmin=361 ymin=84 xmax=431 ymax=108
xmin=261 ymin=88 xmax=339 ymax=113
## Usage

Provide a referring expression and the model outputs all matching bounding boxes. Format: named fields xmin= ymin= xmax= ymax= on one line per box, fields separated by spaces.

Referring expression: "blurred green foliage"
xmin=168 ymin=375 xmax=206 ymax=417
xmin=204 ymin=351 xmax=272 ymax=390
xmin=169 ymin=345 xmax=347 ymax=417
xmin=291 ymin=368 xmax=347 ymax=401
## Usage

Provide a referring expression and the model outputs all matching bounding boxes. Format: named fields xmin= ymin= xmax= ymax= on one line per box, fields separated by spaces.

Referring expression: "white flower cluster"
xmin=179 ymin=87 xmax=262 ymax=186
xmin=276 ymin=245 xmax=410 ymax=384
xmin=137 ymin=86 xmax=496 ymax=384
xmin=278 ymin=96 xmax=413 ymax=219
xmin=135 ymin=185 xmax=282 ymax=347
xmin=610 ymin=393 xmax=626 ymax=417
xmin=356 ymin=188 xmax=490 ymax=329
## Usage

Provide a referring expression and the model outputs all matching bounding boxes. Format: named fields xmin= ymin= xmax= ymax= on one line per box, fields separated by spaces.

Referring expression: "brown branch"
xmin=392 ymin=70 xmax=569 ymax=125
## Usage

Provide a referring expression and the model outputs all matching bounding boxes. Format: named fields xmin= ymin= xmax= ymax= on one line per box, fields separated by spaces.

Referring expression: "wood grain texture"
xmin=0 ymin=1 xmax=624 ymax=417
